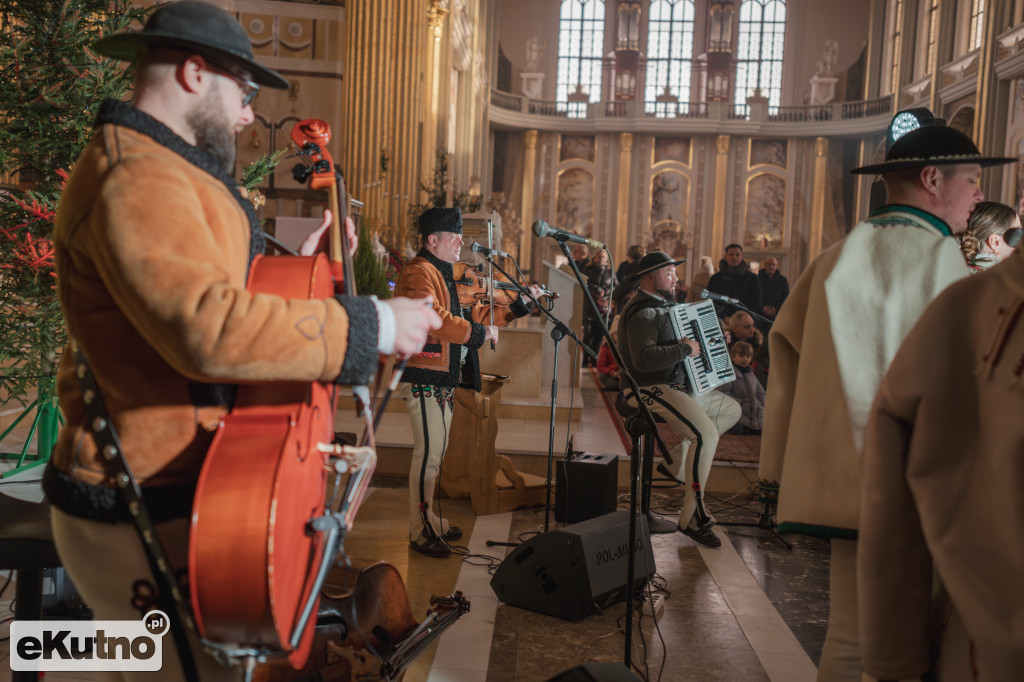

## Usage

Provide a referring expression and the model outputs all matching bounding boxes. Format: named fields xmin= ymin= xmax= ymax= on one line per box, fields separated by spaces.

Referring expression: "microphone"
xmin=531 ymin=220 xmax=605 ymax=249
xmin=471 ymin=242 xmax=511 ymax=258
xmin=700 ymin=289 xmax=741 ymax=306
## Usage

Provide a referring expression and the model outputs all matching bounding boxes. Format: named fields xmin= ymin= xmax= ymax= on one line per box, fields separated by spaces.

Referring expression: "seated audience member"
xmin=685 ymin=255 xmax=716 ymax=303
xmin=727 ymin=311 xmax=762 ymax=352
xmin=616 ymin=244 xmax=645 ymax=284
xmin=859 ymin=251 xmax=1024 ymax=682
xmin=581 ymin=250 xmax=614 ymax=367
xmin=706 ymin=243 xmax=762 ymax=316
xmin=595 ymin=331 xmax=621 ymax=391
xmin=752 ymin=338 xmax=770 ymax=389
xmin=757 ymin=256 xmax=789 ymax=318
xmin=674 ymin=280 xmax=688 ymax=303
xmin=717 ymin=341 xmax=765 ymax=434
xmin=958 ymin=200 xmax=1022 ymax=272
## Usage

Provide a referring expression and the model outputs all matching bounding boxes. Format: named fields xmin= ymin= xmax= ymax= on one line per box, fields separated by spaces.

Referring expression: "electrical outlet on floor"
xmin=642 ymin=593 xmax=664 ymax=619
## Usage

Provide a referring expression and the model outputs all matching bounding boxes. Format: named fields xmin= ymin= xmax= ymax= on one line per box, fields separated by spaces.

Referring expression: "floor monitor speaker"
xmin=555 ymin=452 xmax=618 ymax=523
xmin=490 ymin=510 xmax=655 ymax=621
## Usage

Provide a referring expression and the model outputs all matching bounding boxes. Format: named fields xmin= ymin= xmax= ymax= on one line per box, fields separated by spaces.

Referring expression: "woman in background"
xmin=959 ymin=201 xmax=1022 ymax=272
xmin=685 ymin=255 xmax=716 ymax=303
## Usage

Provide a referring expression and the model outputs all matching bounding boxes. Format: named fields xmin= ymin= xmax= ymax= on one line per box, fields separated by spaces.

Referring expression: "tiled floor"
xmin=1 ymin=378 xmax=827 ymax=681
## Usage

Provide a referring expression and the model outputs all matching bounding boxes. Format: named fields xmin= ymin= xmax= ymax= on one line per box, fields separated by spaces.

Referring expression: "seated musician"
xmin=395 ymin=208 xmax=543 ymax=558
xmin=45 ymin=3 xmax=441 ymax=679
xmin=617 ymin=252 xmax=740 ymax=548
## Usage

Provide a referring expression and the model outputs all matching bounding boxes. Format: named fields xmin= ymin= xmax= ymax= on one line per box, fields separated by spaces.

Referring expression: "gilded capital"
xmin=815 ymin=137 xmax=828 ymax=157
xmin=716 ymin=135 xmax=730 ymax=154
xmin=620 ymin=132 xmax=633 ymax=152
xmin=525 ymin=129 xmax=538 ymax=149
xmin=427 ymin=0 xmax=448 ymax=40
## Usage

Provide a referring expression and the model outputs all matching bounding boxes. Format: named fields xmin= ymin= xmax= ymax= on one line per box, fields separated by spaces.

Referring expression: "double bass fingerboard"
xmin=667 ymin=300 xmax=736 ymax=396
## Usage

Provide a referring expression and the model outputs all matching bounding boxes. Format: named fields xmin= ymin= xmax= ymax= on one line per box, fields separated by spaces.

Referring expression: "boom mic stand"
xmin=471 ymin=251 xmax=596 ymax=539
xmin=697 ymin=291 xmax=791 ymax=549
xmin=554 ymin=239 xmax=667 ymax=671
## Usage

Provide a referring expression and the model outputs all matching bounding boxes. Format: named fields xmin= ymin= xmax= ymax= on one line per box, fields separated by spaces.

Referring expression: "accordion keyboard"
xmin=667 ymin=300 xmax=736 ymax=396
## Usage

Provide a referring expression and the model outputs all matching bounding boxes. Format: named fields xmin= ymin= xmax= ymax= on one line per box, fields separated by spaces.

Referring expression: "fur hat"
xmin=418 ymin=207 xmax=463 ymax=237
xmin=94 ymin=1 xmax=289 ymax=89
xmin=852 ymin=125 xmax=1014 ymax=175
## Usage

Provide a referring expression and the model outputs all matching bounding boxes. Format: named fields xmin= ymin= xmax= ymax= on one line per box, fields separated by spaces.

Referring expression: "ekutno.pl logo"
xmin=10 ymin=610 xmax=168 ymax=672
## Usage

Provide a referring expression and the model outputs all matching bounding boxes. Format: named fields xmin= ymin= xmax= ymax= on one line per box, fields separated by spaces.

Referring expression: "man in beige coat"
xmin=759 ymin=122 xmax=1012 ymax=681
xmin=859 ymin=247 xmax=1024 ymax=682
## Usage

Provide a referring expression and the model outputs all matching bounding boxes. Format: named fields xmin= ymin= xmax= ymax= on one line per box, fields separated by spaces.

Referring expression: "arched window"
xmin=645 ymin=0 xmax=696 ymax=116
xmin=556 ymin=0 xmax=605 ymax=118
xmin=735 ymin=0 xmax=786 ymax=110
xmin=969 ymin=0 xmax=985 ymax=51
xmin=889 ymin=0 xmax=904 ymax=93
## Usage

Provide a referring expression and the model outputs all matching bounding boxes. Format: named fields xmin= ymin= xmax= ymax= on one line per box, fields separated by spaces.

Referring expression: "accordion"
xmin=667 ymin=300 xmax=736 ymax=396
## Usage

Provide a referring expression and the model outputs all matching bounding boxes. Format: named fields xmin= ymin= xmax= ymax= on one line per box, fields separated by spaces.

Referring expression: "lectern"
xmin=439 ymin=374 xmax=546 ymax=515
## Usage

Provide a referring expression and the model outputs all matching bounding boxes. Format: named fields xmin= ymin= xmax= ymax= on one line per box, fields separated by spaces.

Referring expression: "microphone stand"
xmin=698 ymin=292 xmax=789 ymax=549
xmin=702 ymin=290 xmax=774 ymax=326
xmin=554 ymin=237 xmax=665 ymax=670
xmin=472 ymin=250 xmax=596 ymax=540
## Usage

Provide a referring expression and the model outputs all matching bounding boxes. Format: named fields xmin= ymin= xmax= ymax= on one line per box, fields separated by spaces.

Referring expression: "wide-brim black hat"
xmin=629 ymin=251 xmax=686 ymax=282
xmin=94 ymin=1 xmax=289 ymax=90
xmin=852 ymin=125 xmax=1015 ymax=175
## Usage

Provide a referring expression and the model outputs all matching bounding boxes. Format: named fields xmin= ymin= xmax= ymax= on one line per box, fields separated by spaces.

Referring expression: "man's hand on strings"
xmin=298 ymin=210 xmax=359 ymax=257
xmin=484 ymin=325 xmax=499 ymax=346
xmin=386 ymin=296 xmax=443 ymax=359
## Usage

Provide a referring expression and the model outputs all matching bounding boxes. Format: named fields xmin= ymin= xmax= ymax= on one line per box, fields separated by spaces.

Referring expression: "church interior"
xmin=3 ymin=0 xmax=1024 ymax=680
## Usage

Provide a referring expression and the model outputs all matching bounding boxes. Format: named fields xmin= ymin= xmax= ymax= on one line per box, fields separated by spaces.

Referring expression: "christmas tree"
xmin=0 ymin=1 xmax=149 ymax=467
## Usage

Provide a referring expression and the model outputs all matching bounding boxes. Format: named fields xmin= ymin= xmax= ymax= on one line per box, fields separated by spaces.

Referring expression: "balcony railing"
xmin=489 ymin=89 xmax=895 ymax=130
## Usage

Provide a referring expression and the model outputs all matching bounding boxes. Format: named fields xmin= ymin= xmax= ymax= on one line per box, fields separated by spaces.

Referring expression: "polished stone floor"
xmin=0 ymin=380 xmax=829 ymax=682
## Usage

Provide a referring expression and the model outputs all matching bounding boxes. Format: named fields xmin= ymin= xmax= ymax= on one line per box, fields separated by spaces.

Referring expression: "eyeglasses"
xmin=207 ymin=63 xmax=260 ymax=107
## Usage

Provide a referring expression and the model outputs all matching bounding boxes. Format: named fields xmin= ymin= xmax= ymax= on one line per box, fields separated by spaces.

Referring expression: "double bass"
xmin=188 ymin=119 xmax=467 ymax=676
xmin=188 ymin=119 xmax=370 ymax=669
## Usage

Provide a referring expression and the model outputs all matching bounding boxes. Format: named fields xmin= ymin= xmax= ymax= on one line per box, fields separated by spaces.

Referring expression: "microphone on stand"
xmin=531 ymin=220 xmax=605 ymax=249
xmin=470 ymin=242 xmax=511 ymax=258
xmin=700 ymin=289 xmax=741 ymax=306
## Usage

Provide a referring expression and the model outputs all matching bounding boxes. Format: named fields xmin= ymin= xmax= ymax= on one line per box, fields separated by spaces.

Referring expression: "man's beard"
xmin=186 ymin=83 xmax=237 ymax=175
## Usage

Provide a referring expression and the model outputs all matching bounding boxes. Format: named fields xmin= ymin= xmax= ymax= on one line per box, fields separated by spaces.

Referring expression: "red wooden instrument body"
xmin=189 ymin=252 xmax=336 ymax=668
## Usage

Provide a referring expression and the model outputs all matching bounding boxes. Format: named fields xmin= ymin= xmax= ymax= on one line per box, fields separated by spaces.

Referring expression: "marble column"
xmin=616 ymin=133 xmax=633 ymax=265
xmin=809 ymin=137 xmax=829 ymax=261
xmin=520 ymin=129 xmax=538 ymax=271
xmin=711 ymin=135 xmax=730 ymax=262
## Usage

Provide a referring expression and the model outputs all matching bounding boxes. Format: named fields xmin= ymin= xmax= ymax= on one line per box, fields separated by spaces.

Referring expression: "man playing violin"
xmin=396 ymin=208 xmax=542 ymax=557
xmin=45 ymin=2 xmax=441 ymax=679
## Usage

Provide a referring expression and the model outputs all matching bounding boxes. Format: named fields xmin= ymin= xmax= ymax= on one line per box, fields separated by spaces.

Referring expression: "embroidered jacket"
xmin=395 ymin=248 xmax=530 ymax=389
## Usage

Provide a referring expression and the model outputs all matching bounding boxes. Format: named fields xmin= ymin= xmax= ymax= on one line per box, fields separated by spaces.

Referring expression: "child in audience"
xmin=717 ymin=341 xmax=765 ymax=433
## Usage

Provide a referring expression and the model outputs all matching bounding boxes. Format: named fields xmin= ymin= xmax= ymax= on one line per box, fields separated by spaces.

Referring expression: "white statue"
xmin=816 ymin=39 xmax=838 ymax=76
xmin=526 ymin=36 xmax=543 ymax=71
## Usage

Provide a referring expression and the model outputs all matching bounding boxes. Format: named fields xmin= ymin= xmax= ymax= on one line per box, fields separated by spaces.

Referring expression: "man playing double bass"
xmin=45 ymin=2 xmax=441 ymax=679
xmin=396 ymin=208 xmax=542 ymax=558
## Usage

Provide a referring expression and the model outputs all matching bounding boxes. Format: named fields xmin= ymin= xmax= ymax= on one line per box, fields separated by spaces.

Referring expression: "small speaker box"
xmin=555 ymin=452 xmax=618 ymax=523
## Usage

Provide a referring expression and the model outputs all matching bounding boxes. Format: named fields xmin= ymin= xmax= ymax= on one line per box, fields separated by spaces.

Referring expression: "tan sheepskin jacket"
xmin=396 ymin=248 xmax=529 ymax=389
xmin=47 ymin=100 xmax=377 ymax=515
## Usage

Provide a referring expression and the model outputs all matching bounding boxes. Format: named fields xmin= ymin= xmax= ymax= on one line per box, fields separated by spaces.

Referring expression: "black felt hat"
xmin=418 ymin=207 xmax=463 ymax=237
xmin=852 ymin=125 xmax=1015 ymax=175
xmin=629 ymin=251 xmax=686 ymax=282
xmin=94 ymin=1 xmax=289 ymax=89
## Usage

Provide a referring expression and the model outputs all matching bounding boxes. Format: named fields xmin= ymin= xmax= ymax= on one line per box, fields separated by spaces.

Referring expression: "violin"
xmin=455 ymin=264 xmax=558 ymax=310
